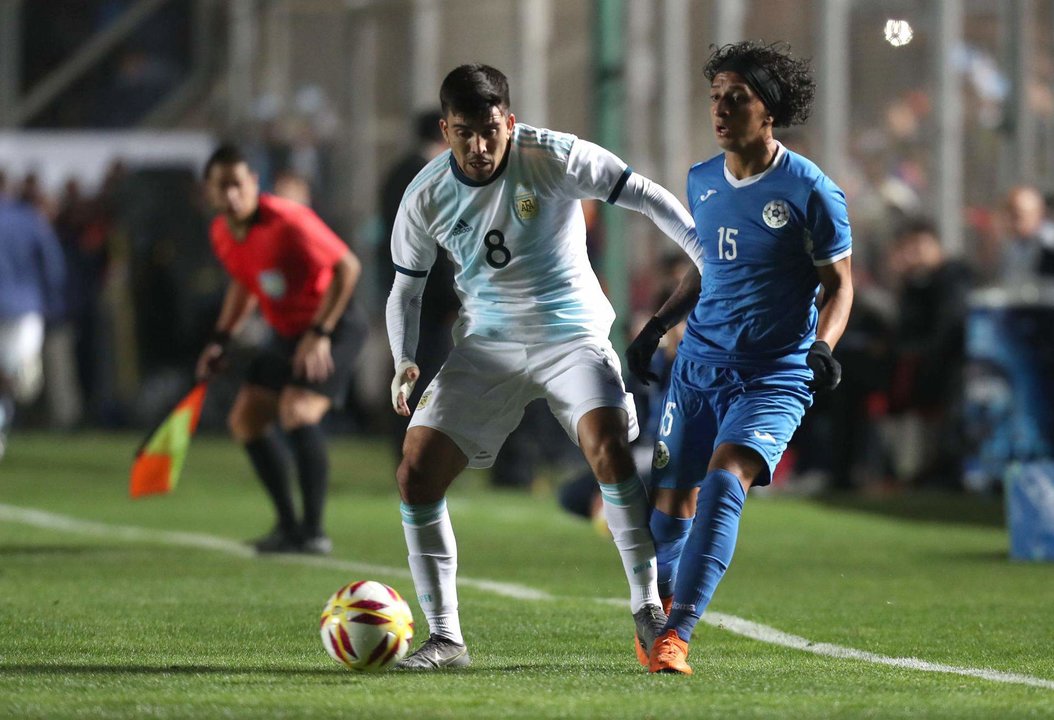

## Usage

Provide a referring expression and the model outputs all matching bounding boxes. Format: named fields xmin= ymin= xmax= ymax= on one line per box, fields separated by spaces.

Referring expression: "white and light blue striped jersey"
xmin=679 ymin=143 xmax=852 ymax=369
xmin=390 ymin=123 xmax=632 ymax=343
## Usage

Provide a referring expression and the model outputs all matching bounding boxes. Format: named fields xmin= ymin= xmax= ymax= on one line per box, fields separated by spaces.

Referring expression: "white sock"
xmin=599 ymin=475 xmax=661 ymax=613
xmin=400 ymin=499 xmax=464 ymax=645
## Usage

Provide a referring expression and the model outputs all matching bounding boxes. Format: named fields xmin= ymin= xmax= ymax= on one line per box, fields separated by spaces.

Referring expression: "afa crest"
xmin=416 ymin=389 xmax=433 ymax=410
xmin=514 ymin=191 xmax=539 ymax=221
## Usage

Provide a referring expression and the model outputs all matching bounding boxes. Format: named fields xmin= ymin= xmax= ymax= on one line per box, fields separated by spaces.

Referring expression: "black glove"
xmin=625 ymin=317 xmax=667 ymax=386
xmin=806 ymin=340 xmax=841 ymax=393
xmin=196 ymin=331 xmax=231 ymax=382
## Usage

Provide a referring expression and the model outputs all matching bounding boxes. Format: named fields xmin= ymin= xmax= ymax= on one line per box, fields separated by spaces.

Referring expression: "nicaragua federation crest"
xmin=653 ymin=440 xmax=670 ymax=469
xmin=762 ymin=199 xmax=790 ymax=229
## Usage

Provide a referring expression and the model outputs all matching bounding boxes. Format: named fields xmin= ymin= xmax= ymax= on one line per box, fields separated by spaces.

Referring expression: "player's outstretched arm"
xmin=612 ymin=173 xmax=703 ymax=268
xmin=385 ymin=272 xmax=427 ymax=415
xmin=625 ymin=266 xmax=701 ymax=385
xmin=564 ymin=140 xmax=700 ymax=266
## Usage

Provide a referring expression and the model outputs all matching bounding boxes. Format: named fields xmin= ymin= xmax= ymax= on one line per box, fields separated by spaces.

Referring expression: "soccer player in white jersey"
xmin=625 ymin=41 xmax=854 ymax=674
xmin=386 ymin=63 xmax=702 ymax=669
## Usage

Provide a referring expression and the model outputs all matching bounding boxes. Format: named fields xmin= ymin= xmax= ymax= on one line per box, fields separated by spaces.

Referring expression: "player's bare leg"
xmin=395 ymin=426 xmax=471 ymax=669
xmin=279 ymin=387 xmax=333 ymax=554
xmin=577 ymin=407 xmax=665 ymax=665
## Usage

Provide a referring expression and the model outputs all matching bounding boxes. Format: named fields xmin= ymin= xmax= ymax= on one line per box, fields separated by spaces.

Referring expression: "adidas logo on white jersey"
xmin=451 ymin=218 xmax=473 ymax=236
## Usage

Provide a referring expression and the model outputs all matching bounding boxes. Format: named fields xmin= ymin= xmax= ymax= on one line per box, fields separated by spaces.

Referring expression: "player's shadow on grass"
xmin=812 ymin=489 xmax=1004 ymax=528
xmin=0 ymin=664 xmax=339 ymax=677
xmin=939 ymin=550 xmax=1012 ymax=563
xmin=0 ymin=545 xmax=105 ymax=556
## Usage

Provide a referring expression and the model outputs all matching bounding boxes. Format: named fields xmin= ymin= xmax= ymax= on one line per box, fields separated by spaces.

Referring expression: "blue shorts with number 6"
xmin=650 ymin=355 xmax=813 ymax=489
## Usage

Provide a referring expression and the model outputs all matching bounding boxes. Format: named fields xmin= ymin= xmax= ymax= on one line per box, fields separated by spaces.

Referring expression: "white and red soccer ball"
xmin=320 ymin=580 xmax=414 ymax=671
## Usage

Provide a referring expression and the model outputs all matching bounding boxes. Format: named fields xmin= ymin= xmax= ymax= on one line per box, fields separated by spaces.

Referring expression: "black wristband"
xmin=209 ymin=330 xmax=231 ymax=347
xmin=811 ymin=339 xmax=832 ymax=355
xmin=310 ymin=324 xmax=333 ymax=339
xmin=646 ymin=316 xmax=669 ymax=335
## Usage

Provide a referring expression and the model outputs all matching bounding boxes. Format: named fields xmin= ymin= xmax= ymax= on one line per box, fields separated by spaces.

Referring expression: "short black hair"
xmin=203 ymin=143 xmax=249 ymax=179
xmin=439 ymin=64 xmax=511 ymax=120
xmin=415 ymin=110 xmax=445 ymax=144
xmin=704 ymin=41 xmax=815 ymax=127
xmin=895 ymin=216 xmax=940 ymax=241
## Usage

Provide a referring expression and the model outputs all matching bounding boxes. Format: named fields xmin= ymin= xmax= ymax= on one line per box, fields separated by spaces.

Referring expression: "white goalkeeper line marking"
xmin=2 ymin=502 xmax=1053 ymax=691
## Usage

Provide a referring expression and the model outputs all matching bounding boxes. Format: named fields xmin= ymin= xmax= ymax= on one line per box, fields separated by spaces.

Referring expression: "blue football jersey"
xmin=678 ymin=143 xmax=852 ymax=369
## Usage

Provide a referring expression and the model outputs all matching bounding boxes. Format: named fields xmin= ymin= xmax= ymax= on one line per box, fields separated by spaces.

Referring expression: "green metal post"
xmin=594 ymin=0 xmax=628 ymax=352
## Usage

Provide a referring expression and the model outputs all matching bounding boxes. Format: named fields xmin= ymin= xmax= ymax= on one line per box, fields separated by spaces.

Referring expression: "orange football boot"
xmin=633 ymin=596 xmax=673 ymax=666
xmin=648 ymin=629 xmax=692 ymax=675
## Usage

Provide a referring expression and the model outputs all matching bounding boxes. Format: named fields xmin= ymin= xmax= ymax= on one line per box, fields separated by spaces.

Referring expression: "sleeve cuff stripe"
xmin=605 ymin=166 xmax=633 ymax=205
xmin=394 ymin=263 xmax=428 ymax=278
xmin=813 ymin=248 xmax=852 ymax=267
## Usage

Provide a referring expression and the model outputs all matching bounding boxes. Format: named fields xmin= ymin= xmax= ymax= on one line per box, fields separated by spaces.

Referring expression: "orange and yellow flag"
xmin=129 ymin=383 xmax=207 ymax=498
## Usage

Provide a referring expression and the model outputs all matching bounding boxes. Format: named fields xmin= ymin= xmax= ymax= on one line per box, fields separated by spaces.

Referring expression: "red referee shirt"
xmin=210 ymin=194 xmax=348 ymax=338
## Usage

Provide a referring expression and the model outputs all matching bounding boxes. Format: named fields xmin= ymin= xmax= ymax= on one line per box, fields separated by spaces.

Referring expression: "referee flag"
xmin=129 ymin=383 xmax=208 ymax=498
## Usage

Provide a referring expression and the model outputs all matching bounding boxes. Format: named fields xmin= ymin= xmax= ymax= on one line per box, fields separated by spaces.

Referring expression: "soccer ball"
xmin=320 ymin=580 xmax=414 ymax=671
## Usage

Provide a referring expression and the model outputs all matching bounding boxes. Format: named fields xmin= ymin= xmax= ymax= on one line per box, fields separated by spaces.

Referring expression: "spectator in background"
xmin=0 ymin=190 xmax=67 ymax=458
xmin=40 ymin=167 xmax=128 ymax=426
xmin=272 ymin=169 xmax=313 ymax=206
xmin=996 ymin=185 xmax=1054 ymax=285
xmin=379 ymin=111 xmax=449 ymax=287
xmin=820 ymin=270 xmax=895 ymax=491
xmin=18 ymin=172 xmax=55 ymax=219
xmin=378 ymin=110 xmax=460 ymax=454
xmin=95 ymin=47 xmax=180 ymax=127
xmin=887 ymin=218 xmax=971 ymax=487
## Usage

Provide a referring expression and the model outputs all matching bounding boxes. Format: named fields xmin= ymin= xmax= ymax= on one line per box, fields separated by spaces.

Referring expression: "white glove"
xmin=390 ymin=359 xmax=420 ymax=415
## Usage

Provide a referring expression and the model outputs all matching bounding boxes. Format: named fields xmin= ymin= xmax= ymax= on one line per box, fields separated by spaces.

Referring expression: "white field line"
xmin=2 ymin=503 xmax=1052 ymax=690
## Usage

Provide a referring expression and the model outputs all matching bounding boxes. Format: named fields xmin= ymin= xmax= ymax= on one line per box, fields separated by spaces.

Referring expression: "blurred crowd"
xmin=6 ymin=3 xmax=1054 ymax=492
xmin=4 ymin=141 xmax=1054 ymax=493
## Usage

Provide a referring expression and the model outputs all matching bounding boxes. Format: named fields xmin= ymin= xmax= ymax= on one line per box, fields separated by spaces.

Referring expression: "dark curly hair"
xmin=704 ymin=41 xmax=815 ymax=128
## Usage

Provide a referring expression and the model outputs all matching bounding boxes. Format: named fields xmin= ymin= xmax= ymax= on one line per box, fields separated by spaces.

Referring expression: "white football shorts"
xmin=0 ymin=313 xmax=45 ymax=402
xmin=408 ymin=334 xmax=639 ymax=468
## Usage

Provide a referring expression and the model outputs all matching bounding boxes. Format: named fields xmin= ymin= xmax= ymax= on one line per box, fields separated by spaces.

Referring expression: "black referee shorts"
xmin=245 ymin=303 xmax=367 ymax=406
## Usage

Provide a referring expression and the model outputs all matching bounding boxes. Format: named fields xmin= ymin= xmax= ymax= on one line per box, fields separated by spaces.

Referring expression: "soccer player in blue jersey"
xmin=386 ymin=64 xmax=701 ymax=669
xmin=624 ymin=41 xmax=854 ymax=674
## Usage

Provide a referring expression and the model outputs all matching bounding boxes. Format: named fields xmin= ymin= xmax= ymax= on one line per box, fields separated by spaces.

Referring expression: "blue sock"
xmin=665 ymin=469 xmax=746 ymax=642
xmin=649 ymin=508 xmax=692 ymax=600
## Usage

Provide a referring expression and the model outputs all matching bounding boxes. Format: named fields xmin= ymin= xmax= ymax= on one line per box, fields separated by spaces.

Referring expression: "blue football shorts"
xmin=650 ymin=355 xmax=813 ymax=488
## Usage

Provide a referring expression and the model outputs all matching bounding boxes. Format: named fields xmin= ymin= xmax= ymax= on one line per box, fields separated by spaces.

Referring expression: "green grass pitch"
xmin=1 ymin=433 xmax=1053 ymax=719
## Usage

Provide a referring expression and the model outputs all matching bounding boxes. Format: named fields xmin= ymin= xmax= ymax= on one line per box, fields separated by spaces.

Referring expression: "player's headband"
xmin=714 ymin=57 xmax=782 ymax=118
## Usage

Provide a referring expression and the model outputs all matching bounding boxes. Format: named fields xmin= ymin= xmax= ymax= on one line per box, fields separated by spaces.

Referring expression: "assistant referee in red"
xmin=196 ymin=144 xmax=365 ymax=555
